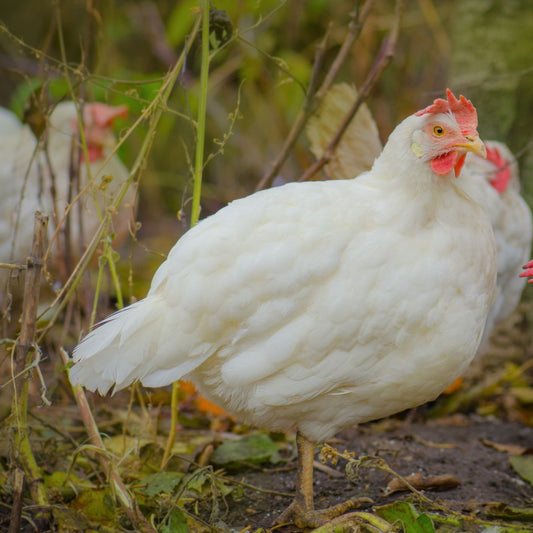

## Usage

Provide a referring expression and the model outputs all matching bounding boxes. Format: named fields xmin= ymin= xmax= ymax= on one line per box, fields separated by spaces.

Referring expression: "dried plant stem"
xmin=0 ymin=262 xmax=25 ymax=271
xmin=59 ymin=349 xmax=155 ymax=532
xmin=162 ymin=0 xmax=211 ymax=469
xmin=298 ymin=0 xmax=405 ymax=182
xmin=9 ymin=212 xmax=49 ymax=532
xmin=39 ymin=14 xmax=202 ymax=336
xmin=255 ymin=0 xmax=374 ymax=191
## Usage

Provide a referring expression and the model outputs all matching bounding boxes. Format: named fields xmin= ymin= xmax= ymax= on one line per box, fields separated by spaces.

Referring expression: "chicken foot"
xmin=275 ymin=431 xmax=371 ymax=528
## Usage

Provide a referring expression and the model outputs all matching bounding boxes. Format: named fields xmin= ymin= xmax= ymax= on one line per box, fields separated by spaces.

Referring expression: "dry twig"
xmin=59 ymin=348 xmax=156 ymax=532
xmin=9 ymin=212 xmax=49 ymax=533
xmin=255 ymin=0 xmax=374 ymax=191
xmin=298 ymin=0 xmax=405 ymax=182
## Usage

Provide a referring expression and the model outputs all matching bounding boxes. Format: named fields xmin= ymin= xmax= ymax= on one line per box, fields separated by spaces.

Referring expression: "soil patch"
xmin=214 ymin=415 xmax=533 ymax=530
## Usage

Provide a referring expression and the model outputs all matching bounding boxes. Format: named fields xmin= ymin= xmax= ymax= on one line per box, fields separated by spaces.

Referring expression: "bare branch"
xmin=255 ymin=1 xmax=373 ymax=191
xmin=298 ymin=0 xmax=405 ymax=182
xmin=10 ymin=212 xmax=49 ymax=529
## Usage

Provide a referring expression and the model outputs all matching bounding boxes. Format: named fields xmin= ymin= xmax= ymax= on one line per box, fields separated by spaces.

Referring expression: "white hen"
xmin=0 ymin=107 xmax=23 ymax=138
xmin=308 ymin=85 xmax=532 ymax=358
xmin=0 ymin=102 xmax=134 ymax=272
xmin=462 ymin=141 xmax=532 ymax=352
xmin=70 ymin=90 xmax=495 ymax=527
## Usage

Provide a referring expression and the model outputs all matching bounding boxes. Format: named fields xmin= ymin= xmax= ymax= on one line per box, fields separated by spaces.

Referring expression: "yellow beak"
xmin=453 ymin=135 xmax=487 ymax=158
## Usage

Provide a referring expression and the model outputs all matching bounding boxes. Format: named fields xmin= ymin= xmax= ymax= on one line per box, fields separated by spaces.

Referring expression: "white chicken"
xmin=0 ymin=102 xmax=134 ymax=277
xmin=462 ymin=142 xmax=532 ymax=352
xmin=70 ymin=90 xmax=495 ymax=527
xmin=0 ymin=107 xmax=23 ymax=138
xmin=308 ymin=84 xmax=532 ymax=357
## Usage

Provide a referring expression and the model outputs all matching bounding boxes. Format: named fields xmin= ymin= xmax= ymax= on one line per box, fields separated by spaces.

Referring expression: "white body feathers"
xmin=71 ymin=111 xmax=496 ymax=442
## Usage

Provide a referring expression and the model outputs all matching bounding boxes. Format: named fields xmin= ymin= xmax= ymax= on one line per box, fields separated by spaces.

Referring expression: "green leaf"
xmin=510 ymin=387 xmax=533 ymax=404
xmin=182 ymin=469 xmax=235 ymax=499
xmin=210 ymin=433 xmax=282 ymax=468
xmin=44 ymin=471 xmax=85 ymax=500
xmin=167 ymin=0 xmax=197 ymax=47
xmin=71 ymin=488 xmax=116 ymax=524
xmin=375 ymin=502 xmax=436 ymax=533
xmin=485 ymin=502 xmax=533 ymax=522
xmin=159 ymin=508 xmax=189 ymax=533
xmin=137 ymin=471 xmax=184 ymax=496
xmin=510 ymin=455 xmax=533 ymax=486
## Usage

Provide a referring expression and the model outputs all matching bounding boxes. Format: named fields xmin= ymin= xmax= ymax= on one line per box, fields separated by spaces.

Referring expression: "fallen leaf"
xmin=158 ymin=508 xmax=189 ymax=533
xmin=137 ymin=471 xmax=183 ymax=496
xmin=485 ymin=502 xmax=533 ymax=522
xmin=71 ymin=488 xmax=116 ymax=524
xmin=375 ymin=502 xmax=436 ymax=533
xmin=510 ymin=455 xmax=533 ymax=486
xmin=385 ymin=473 xmax=460 ymax=495
xmin=413 ymin=435 xmax=460 ymax=449
xmin=211 ymin=433 xmax=282 ymax=468
xmin=481 ymin=438 xmax=527 ymax=455
xmin=311 ymin=511 xmax=395 ymax=533
xmin=510 ymin=386 xmax=533 ymax=405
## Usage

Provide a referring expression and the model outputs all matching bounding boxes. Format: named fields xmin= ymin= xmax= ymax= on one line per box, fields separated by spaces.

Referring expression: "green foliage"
xmin=71 ymin=488 xmax=116 ymax=525
xmin=158 ymin=508 xmax=189 ymax=533
xmin=210 ymin=432 xmax=283 ymax=468
xmin=137 ymin=471 xmax=184 ymax=497
xmin=510 ymin=456 xmax=533 ymax=486
xmin=375 ymin=502 xmax=435 ymax=533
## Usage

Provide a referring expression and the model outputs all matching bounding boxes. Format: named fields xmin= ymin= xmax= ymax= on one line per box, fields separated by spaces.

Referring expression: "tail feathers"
xmin=70 ymin=297 xmax=165 ymax=394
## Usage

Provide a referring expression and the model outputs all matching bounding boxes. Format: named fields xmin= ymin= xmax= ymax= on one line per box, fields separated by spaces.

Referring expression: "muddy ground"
xmin=212 ymin=415 xmax=533 ymax=530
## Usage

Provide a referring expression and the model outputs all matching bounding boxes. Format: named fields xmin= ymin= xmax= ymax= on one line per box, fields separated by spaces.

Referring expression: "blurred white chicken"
xmin=70 ymin=90 xmax=495 ymax=527
xmin=308 ymin=84 xmax=532 ymax=356
xmin=0 ymin=107 xmax=23 ymax=138
xmin=0 ymin=101 xmax=134 ymax=275
xmin=462 ymin=141 xmax=532 ymax=351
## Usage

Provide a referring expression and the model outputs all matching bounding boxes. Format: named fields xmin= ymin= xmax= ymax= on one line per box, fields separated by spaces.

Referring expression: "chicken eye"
xmin=433 ymin=125 xmax=445 ymax=136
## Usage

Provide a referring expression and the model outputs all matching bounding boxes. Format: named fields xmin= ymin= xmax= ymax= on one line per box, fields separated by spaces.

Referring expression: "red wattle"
xmin=430 ymin=152 xmax=457 ymax=176
xmin=486 ymin=147 xmax=511 ymax=194
xmin=82 ymin=144 xmax=104 ymax=163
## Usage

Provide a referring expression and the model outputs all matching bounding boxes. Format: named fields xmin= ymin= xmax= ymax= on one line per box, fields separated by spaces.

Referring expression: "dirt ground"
xmin=202 ymin=415 xmax=533 ymax=531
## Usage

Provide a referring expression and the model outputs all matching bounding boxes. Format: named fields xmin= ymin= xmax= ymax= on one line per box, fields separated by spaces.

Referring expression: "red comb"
xmin=486 ymin=145 xmax=511 ymax=194
xmin=416 ymin=89 xmax=478 ymax=135
xmin=87 ymin=103 xmax=128 ymax=128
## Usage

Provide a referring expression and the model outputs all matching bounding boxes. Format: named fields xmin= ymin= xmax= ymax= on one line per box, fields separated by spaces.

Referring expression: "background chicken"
xmin=462 ymin=141 xmax=532 ymax=352
xmin=0 ymin=102 xmax=134 ymax=282
xmin=69 ymin=90 xmax=495 ymax=527
xmin=0 ymin=107 xmax=23 ymax=138
xmin=307 ymin=84 xmax=532 ymax=356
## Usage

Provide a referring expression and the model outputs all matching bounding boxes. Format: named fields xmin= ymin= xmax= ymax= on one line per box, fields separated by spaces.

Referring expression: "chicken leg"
xmin=275 ymin=431 xmax=369 ymax=528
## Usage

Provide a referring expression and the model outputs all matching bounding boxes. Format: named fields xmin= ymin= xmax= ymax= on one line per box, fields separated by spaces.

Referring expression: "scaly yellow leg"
xmin=275 ymin=431 xmax=370 ymax=528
